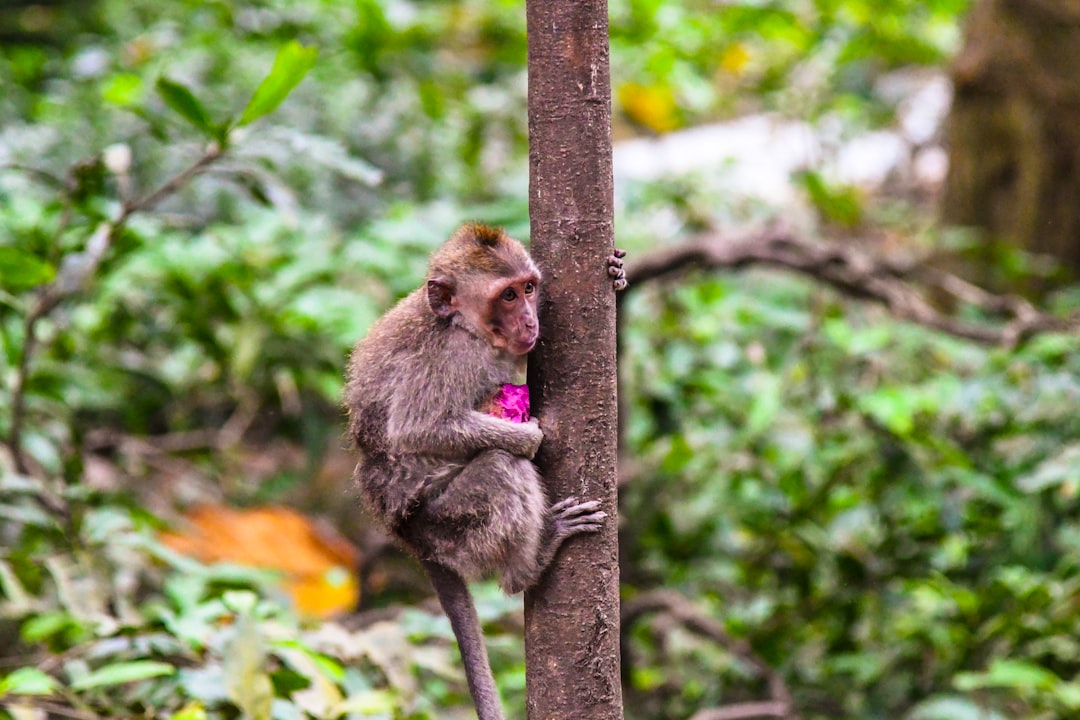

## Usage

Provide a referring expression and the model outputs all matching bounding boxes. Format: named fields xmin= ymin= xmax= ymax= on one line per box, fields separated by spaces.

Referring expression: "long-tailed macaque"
xmin=345 ymin=224 xmax=626 ymax=720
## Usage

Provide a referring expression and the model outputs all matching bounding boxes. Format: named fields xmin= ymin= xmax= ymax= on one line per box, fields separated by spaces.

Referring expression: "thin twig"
xmin=8 ymin=312 xmax=39 ymax=475
xmin=624 ymin=230 xmax=1079 ymax=347
xmin=5 ymin=144 xmax=224 ymax=476
xmin=0 ymin=163 xmax=71 ymax=191
xmin=622 ymin=590 xmax=801 ymax=720
xmin=0 ymin=697 xmax=102 ymax=720
xmin=121 ymin=143 xmax=222 ymax=217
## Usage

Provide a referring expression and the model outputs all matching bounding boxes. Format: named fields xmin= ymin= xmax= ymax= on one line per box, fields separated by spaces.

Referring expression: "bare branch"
xmin=689 ymin=702 xmax=792 ymax=720
xmin=624 ymin=230 xmax=1079 ymax=347
xmin=0 ymin=163 xmax=72 ymax=191
xmin=120 ymin=142 xmax=222 ymax=217
xmin=6 ymin=143 xmax=225 ymax=475
xmin=622 ymin=590 xmax=800 ymax=720
xmin=0 ymin=698 xmax=102 ymax=720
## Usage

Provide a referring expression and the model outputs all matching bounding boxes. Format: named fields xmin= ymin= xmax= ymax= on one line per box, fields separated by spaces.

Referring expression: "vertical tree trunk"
xmin=943 ymin=0 xmax=1080 ymax=279
xmin=524 ymin=0 xmax=623 ymax=719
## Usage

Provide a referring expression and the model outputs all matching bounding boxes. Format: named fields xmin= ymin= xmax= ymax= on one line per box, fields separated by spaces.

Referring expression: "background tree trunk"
xmin=524 ymin=0 xmax=623 ymax=718
xmin=942 ymin=0 xmax=1080 ymax=279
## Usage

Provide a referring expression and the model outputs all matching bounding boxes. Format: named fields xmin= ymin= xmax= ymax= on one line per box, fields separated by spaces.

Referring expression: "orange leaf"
xmin=161 ymin=505 xmax=359 ymax=618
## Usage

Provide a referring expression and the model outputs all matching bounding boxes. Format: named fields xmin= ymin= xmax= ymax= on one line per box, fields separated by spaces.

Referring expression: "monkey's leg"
xmin=501 ymin=497 xmax=606 ymax=594
xmin=416 ymin=450 xmax=606 ymax=594
xmin=422 ymin=560 xmax=505 ymax=720
xmin=419 ymin=449 xmax=546 ymax=583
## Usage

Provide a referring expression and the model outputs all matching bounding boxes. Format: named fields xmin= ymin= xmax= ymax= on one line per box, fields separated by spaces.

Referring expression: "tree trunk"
xmin=524 ymin=0 xmax=623 ymax=718
xmin=942 ymin=0 xmax=1080 ymax=279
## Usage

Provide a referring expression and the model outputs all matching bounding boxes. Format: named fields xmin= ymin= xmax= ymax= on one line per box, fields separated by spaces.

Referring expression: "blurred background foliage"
xmin=5 ymin=0 xmax=1080 ymax=719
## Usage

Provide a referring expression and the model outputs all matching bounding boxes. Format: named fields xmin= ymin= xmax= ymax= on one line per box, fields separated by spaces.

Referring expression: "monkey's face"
xmin=485 ymin=273 xmax=540 ymax=355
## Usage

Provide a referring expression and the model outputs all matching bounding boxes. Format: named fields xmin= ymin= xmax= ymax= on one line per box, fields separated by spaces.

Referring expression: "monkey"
xmin=344 ymin=224 xmax=627 ymax=720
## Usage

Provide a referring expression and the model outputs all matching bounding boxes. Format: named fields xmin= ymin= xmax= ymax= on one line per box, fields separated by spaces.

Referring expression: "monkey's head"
xmin=426 ymin=224 xmax=541 ymax=356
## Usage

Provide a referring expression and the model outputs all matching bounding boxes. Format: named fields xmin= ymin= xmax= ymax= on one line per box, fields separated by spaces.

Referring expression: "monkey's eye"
xmin=501 ymin=287 xmax=517 ymax=302
xmin=524 ymin=281 xmax=535 ymax=295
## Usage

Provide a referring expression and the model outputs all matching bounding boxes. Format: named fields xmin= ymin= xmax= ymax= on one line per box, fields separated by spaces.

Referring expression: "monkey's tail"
xmin=421 ymin=560 xmax=506 ymax=720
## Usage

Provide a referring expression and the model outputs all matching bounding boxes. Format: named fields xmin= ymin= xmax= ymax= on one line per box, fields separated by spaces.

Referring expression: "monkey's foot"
xmin=549 ymin=497 xmax=606 ymax=539
xmin=508 ymin=497 xmax=608 ymax=593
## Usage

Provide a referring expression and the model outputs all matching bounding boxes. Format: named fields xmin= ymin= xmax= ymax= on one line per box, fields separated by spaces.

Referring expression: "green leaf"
xmin=905 ymin=695 xmax=1006 ymax=720
xmin=333 ymin=690 xmax=398 ymax=715
xmin=0 ymin=247 xmax=55 ymax=292
xmin=0 ymin=668 xmax=59 ymax=696
xmin=1016 ymin=443 xmax=1080 ymax=494
xmin=102 ymin=73 xmax=145 ymax=107
xmin=70 ymin=660 xmax=177 ymax=690
xmin=238 ymin=41 xmax=318 ymax=127
xmin=954 ymin=658 xmax=1060 ymax=692
xmin=157 ymin=77 xmax=214 ymax=137
xmin=170 ymin=702 xmax=208 ymax=720
xmin=857 ymin=386 xmax=918 ymax=436
xmin=20 ymin=611 xmax=80 ymax=644
xmin=1057 ymin=682 xmax=1080 ymax=710
xmin=796 ymin=170 xmax=864 ymax=228
xmin=225 ymin=615 xmax=273 ymax=720
xmin=744 ymin=372 xmax=782 ymax=438
xmin=0 ymin=560 xmax=32 ymax=613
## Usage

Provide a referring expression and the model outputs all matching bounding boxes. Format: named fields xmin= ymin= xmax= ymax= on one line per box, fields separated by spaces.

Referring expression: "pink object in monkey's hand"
xmin=489 ymin=383 xmax=530 ymax=423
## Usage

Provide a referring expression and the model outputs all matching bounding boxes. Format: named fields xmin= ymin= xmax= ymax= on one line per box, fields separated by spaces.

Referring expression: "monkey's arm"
xmin=388 ymin=408 xmax=543 ymax=460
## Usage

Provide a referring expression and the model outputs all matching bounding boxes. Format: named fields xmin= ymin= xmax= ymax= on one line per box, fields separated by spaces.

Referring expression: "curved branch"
xmin=624 ymin=230 xmax=1078 ymax=347
xmin=622 ymin=589 xmax=800 ymax=720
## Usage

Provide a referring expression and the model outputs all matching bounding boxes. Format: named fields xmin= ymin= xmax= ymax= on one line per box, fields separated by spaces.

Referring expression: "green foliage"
xmin=0 ymin=247 xmax=55 ymax=292
xmin=797 ymin=170 xmax=865 ymax=228
xmin=0 ymin=29 xmax=507 ymax=719
xmin=10 ymin=1 xmax=1074 ymax=720
xmin=618 ymin=261 xmax=1080 ymax=719
xmin=0 ymin=477 xmax=470 ymax=718
xmin=610 ymin=0 xmax=970 ymax=128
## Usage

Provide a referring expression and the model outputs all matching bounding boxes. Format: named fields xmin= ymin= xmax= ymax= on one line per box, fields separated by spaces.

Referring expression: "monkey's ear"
xmin=427 ymin=276 xmax=457 ymax=318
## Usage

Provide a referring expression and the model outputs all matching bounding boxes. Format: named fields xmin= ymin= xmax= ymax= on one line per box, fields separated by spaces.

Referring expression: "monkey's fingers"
xmin=561 ymin=510 xmax=607 ymax=527
xmin=552 ymin=500 xmax=606 ymax=526
xmin=550 ymin=497 xmax=600 ymax=514
xmin=613 ymin=248 xmax=627 ymax=259
xmin=549 ymin=496 xmax=580 ymax=512
xmin=554 ymin=510 xmax=607 ymax=538
xmin=607 ymin=255 xmax=629 ymax=293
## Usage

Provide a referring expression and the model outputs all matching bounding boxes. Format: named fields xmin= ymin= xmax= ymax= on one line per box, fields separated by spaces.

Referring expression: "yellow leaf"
xmin=617 ymin=83 xmax=680 ymax=134
xmin=719 ymin=43 xmax=752 ymax=75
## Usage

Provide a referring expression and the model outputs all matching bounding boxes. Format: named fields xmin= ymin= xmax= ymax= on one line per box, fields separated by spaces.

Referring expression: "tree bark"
xmin=524 ymin=0 xmax=623 ymax=719
xmin=942 ymin=0 xmax=1080 ymax=279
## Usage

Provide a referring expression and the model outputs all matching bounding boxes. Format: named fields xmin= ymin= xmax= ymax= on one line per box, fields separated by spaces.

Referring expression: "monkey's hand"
xmin=608 ymin=248 xmax=628 ymax=292
xmin=522 ymin=419 xmax=544 ymax=460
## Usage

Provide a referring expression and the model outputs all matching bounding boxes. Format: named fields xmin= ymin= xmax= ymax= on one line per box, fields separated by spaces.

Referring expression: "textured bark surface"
xmin=943 ymin=0 xmax=1080 ymax=276
xmin=524 ymin=0 xmax=622 ymax=719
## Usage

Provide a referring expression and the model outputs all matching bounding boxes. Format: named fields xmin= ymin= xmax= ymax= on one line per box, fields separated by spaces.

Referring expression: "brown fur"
xmin=344 ymin=224 xmax=606 ymax=720
xmin=429 ymin=223 xmax=538 ymax=280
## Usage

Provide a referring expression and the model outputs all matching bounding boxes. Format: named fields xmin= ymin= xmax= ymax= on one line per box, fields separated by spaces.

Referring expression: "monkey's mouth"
xmin=491 ymin=324 xmax=538 ymax=355
xmin=510 ymin=337 xmax=537 ymax=355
